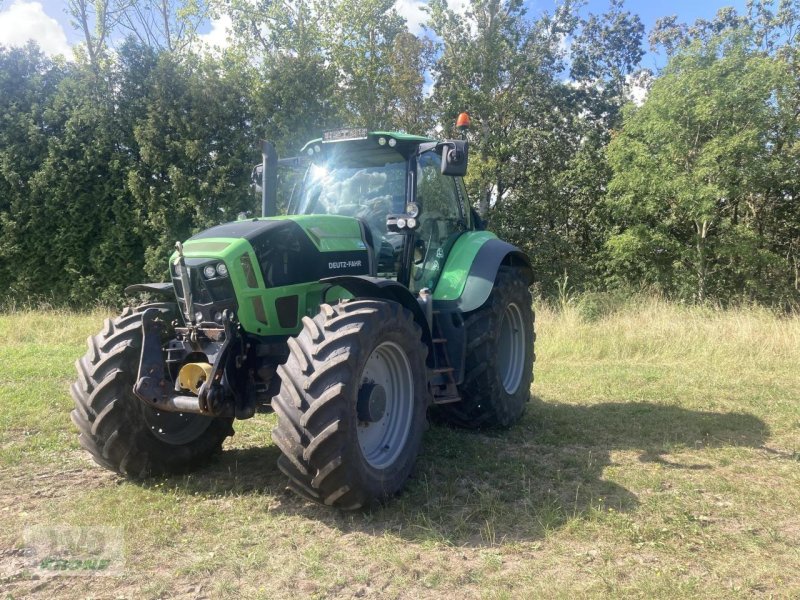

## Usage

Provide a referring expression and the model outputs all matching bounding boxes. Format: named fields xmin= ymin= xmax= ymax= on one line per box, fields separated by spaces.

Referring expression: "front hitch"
xmin=132 ymin=308 xmax=238 ymax=417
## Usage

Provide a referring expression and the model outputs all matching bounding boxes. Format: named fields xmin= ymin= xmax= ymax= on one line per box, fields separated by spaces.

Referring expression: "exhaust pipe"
xmin=261 ymin=140 xmax=278 ymax=217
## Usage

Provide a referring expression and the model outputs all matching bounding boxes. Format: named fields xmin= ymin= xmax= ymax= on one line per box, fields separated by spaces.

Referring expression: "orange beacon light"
xmin=456 ymin=112 xmax=471 ymax=137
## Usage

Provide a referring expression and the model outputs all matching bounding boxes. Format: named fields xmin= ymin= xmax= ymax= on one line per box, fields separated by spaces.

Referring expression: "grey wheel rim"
xmin=498 ymin=302 xmax=525 ymax=394
xmin=357 ymin=341 xmax=414 ymax=469
xmin=143 ymin=406 xmax=213 ymax=446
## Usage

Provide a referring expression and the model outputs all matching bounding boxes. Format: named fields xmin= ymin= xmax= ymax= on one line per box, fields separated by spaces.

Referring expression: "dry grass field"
xmin=1 ymin=298 xmax=798 ymax=598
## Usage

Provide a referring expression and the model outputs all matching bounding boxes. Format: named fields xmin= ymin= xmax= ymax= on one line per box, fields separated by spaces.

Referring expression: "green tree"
xmin=0 ymin=45 xmax=67 ymax=300
xmin=224 ymin=0 xmax=323 ymax=60
xmin=125 ymin=47 xmax=256 ymax=278
xmin=547 ymin=0 xmax=644 ymax=290
xmin=319 ymin=0 xmax=407 ymax=128
xmin=387 ymin=31 xmax=434 ymax=134
xmin=430 ymin=0 xmax=644 ymax=293
xmin=606 ymin=31 xmax=795 ymax=303
xmin=0 ymin=42 xmax=147 ymax=305
xmin=427 ymin=0 xmax=571 ymax=216
xmin=251 ymin=54 xmax=339 ymax=156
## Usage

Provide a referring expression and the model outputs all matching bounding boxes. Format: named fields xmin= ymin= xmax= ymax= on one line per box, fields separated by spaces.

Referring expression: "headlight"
xmin=216 ymin=262 xmax=228 ymax=277
xmin=203 ymin=265 xmax=216 ymax=279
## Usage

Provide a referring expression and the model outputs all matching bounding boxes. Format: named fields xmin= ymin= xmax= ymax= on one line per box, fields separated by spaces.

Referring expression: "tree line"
xmin=0 ymin=0 xmax=797 ymax=308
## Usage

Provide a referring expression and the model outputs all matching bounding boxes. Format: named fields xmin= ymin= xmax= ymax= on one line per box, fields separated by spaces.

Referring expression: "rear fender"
xmin=434 ymin=235 xmax=533 ymax=314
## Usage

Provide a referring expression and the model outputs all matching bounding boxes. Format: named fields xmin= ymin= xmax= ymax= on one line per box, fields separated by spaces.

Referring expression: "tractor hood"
xmin=169 ymin=215 xmax=372 ymax=334
xmin=178 ymin=215 xmax=372 ymax=283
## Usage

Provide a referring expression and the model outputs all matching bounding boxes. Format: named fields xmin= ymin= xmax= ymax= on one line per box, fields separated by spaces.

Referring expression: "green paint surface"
xmin=433 ymin=231 xmax=497 ymax=301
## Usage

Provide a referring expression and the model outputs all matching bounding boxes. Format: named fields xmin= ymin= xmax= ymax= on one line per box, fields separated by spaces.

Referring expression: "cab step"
xmin=432 ymin=395 xmax=461 ymax=405
xmin=429 ymin=312 xmax=461 ymax=403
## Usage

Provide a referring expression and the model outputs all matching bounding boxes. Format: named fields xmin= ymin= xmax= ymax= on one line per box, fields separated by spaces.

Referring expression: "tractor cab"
xmin=256 ymin=129 xmax=472 ymax=295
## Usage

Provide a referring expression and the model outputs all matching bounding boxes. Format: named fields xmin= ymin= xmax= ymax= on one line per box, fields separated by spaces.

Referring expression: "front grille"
xmin=171 ymin=259 xmax=237 ymax=324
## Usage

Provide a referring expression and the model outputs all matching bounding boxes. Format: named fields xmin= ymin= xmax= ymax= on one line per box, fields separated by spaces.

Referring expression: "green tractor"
xmin=71 ymin=125 xmax=535 ymax=509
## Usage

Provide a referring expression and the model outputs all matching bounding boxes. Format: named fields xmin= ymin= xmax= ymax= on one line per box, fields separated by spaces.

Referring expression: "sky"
xmin=0 ymin=0 xmax=750 ymax=67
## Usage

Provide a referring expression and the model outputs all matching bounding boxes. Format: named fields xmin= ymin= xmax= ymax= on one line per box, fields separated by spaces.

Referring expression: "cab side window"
xmin=412 ymin=151 xmax=465 ymax=292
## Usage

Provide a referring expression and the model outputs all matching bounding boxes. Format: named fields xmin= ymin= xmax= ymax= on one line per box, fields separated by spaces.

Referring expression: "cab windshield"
xmin=292 ymin=148 xmax=407 ymax=219
xmin=292 ymin=147 xmax=408 ymax=278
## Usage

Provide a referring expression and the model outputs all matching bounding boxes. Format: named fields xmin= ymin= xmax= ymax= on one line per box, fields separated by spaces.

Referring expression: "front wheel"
xmin=271 ymin=299 xmax=429 ymax=509
xmin=70 ymin=306 xmax=234 ymax=477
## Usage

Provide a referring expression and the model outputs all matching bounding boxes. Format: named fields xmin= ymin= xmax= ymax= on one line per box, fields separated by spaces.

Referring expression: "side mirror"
xmin=440 ymin=140 xmax=468 ymax=176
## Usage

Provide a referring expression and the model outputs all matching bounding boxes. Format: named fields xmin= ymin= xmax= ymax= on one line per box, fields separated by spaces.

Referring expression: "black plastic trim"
xmin=124 ymin=282 xmax=174 ymax=296
xmin=275 ymin=295 xmax=299 ymax=329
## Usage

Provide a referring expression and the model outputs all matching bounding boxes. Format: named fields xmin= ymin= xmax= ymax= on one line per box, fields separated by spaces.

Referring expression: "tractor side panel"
xmin=432 ymin=231 xmax=497 ymax=302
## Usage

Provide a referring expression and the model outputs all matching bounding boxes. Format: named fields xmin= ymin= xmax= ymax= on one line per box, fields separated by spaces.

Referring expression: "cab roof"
xmin=300 ymin=130 xmax=434 ymax=155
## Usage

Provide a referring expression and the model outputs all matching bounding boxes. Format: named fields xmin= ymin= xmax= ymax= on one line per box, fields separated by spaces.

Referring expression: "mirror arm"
xmin=417 ymin=141 xmax=439 ymax=155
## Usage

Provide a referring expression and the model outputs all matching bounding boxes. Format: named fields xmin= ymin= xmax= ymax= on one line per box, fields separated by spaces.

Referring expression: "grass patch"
xmin=0 ymin=299 xmax=798 ymax=598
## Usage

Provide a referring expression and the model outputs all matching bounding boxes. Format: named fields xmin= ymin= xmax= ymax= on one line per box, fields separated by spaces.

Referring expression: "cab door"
xmin=410 ymin=151 xmax=469 ymax=292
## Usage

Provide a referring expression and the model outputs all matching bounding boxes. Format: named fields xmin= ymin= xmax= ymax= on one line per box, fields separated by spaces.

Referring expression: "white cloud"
xmin=628 ymin=82 xmax=648 ymax=106
xmin=0 ymin=0 xmax=70 ymax=57
xmin=626 ymin=71 xmax=652 ymax=106
xmin=197 ymin=14 xmax=233 ymax=52
xmin=395 ymin=0 xmax=427 ymax=35
xmin=446 ymin=0 xmax=469 ymax=17
xmin=394 ymin=0 xmax=470 ymax=36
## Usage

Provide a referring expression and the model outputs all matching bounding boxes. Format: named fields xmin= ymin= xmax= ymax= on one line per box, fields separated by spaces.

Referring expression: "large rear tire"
xmin=70 ymin=306 xmax=234 ymax=477
xmin=272 ymin=299 xmax=428 ymax=509
xmin=436 ymin=266 xmax=535 ymax=429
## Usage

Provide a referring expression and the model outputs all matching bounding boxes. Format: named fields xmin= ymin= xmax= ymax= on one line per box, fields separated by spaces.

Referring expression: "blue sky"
xmin=574 ymin=0 xmax=749 ymax=69
xmin=1 ymin=0 xmax=750 ymax=65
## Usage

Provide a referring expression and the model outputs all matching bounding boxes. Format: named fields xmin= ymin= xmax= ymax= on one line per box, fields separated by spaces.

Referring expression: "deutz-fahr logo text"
xmin=329 ymin=260 xmax=362 ymax=269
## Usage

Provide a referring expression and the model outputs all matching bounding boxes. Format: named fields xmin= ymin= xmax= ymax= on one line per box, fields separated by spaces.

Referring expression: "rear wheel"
xmin=271 ymin=299 xmax=428 ymax=509
xmin=436 ymin=267 xmax=535 ymax=429
xmin=70 ymin=306 xmax=234 ymax=477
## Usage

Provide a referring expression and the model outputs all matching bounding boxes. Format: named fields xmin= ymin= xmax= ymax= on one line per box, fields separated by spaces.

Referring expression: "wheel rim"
xmin=142 ymin=406 xmax=213 ymax=446
xmin=356 ymin=341 xmax=414 ymax=470
xmin=498 ymin=302 xmax=526 ymax=394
